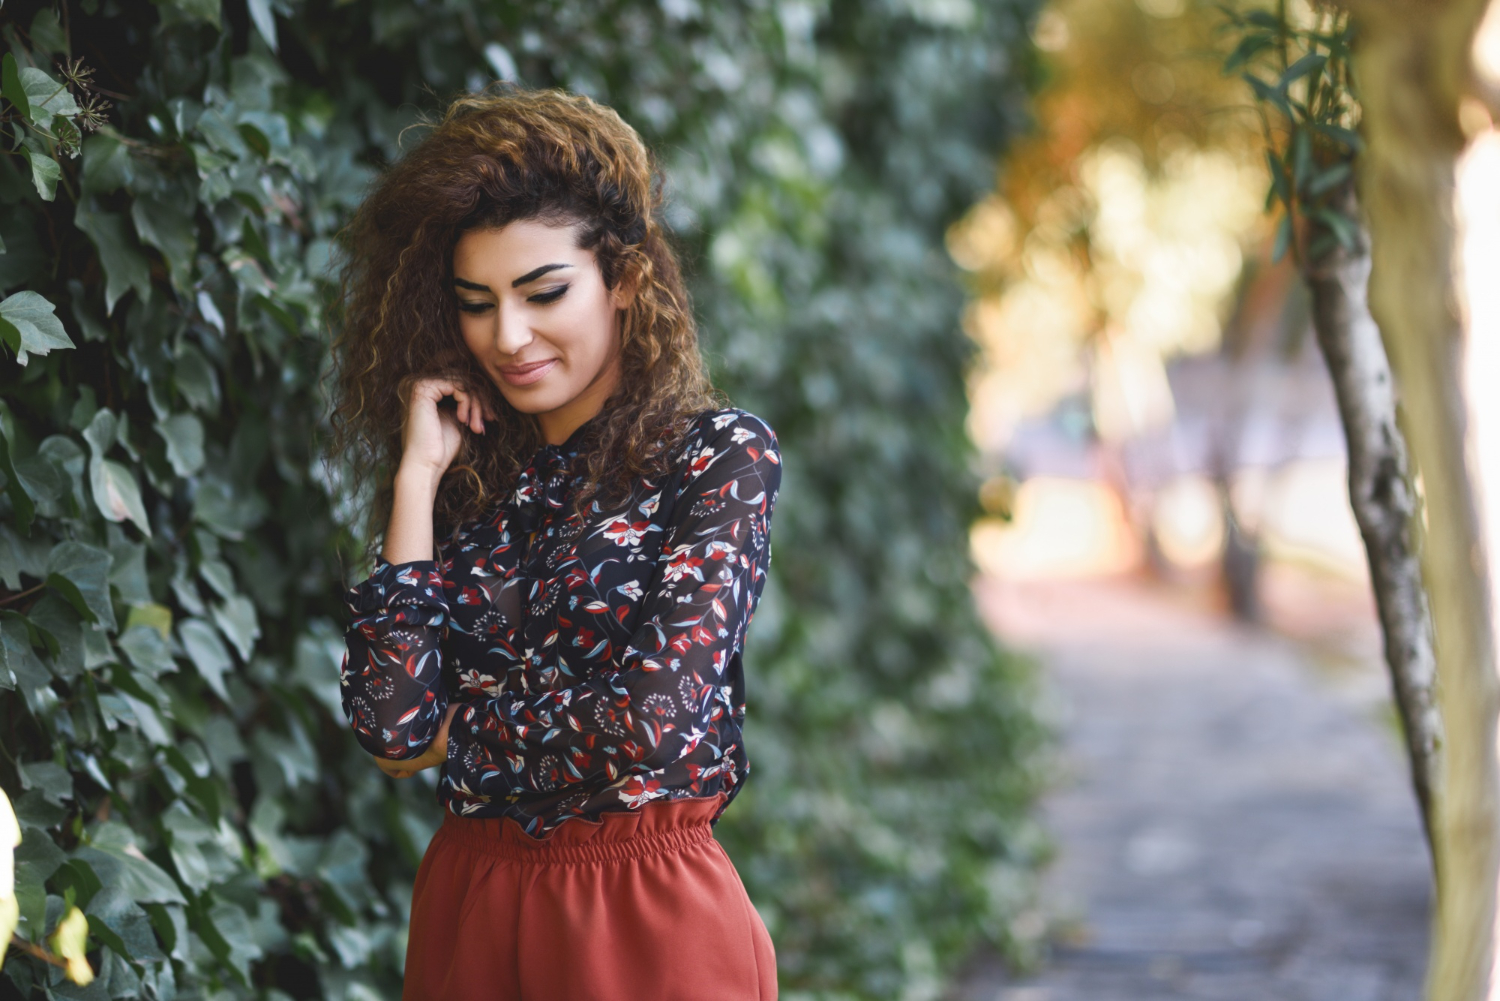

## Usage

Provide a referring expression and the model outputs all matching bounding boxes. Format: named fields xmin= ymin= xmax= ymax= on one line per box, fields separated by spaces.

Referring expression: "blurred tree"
xmin=0 ymin=0 xmax=1046 ymax=998
xmin=1339 ymin=0 xmax=1500 ymax=995
xmin=1223 ymin=3 xmax=1439 ymax=855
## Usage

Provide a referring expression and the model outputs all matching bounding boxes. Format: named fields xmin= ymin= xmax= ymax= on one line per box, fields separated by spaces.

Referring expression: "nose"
xmin=493 ymin=299 xmax=535 ymax=357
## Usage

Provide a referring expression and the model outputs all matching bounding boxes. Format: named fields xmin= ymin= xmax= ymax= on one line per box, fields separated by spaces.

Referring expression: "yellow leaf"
xmin=0 ymin=785 xmax=19 ymax=899
xmin=0 ymin=894 xmax=17 ymax=966
xmin=48 ymin=906 xmax=93 ymax=986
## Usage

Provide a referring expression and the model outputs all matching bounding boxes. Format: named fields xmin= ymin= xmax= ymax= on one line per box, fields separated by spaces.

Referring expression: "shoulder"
xmin=680 ymin=407 xmax=778 ymax=453
xmin=667 ymin=407 xmax=781 ymax=491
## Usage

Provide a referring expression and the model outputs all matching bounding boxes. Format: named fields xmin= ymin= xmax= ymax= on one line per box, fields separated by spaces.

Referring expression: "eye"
xmin=457 ymin=300 xmax=494 ymax=314
xmin=528 ymin=284 xmax=569 ymax=305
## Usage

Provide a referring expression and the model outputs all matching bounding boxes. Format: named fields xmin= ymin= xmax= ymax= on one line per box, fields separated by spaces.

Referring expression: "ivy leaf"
xmin=17 ymin=761 xmax=73 ymax=806
xmin=86 ymin=884 xmax=166 ymax=963
xmin=0 ymin=618 xmax=51 ymax=711
xmin=17 ymin=141 xmax=62 ymax=203
xmin=179 ymin=618 xmax=232 ymax=699
xmin=45 ymin=540 xmax=116 ymax=631
xmin=212 ymin=595 xmax=260 ymax=661
xmin=19 ymin=67 xmax=79 ymax=120
xmin=156 ymin=413 xmax=205 ymax=477
xmin=89 ymin=457 xmax=151 ymax=536
xmin=165 ymin=0 xmax=223 ymax=28
xmin=117 ymin=624 xmax=177 ymax=678
xmin=247 ymin=0 xmax=279 ymax=52
xmin=75 ymin=822 xmax=187 ymax=905
xmin=132 ymin=195 xmax=198 ymax=294
xmin=1 ymin=54 xmax=30 ymax=122
xmin=0 ymin=291 xmax=74 ymax=366
xmin=74 ymin=204 xmax=153 ymax=317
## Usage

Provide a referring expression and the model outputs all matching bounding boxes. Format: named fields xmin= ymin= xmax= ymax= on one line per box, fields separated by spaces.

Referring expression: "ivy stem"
xmin=0 ymin=585 xmax=45 ymax=607
xmin=8 ymin=935 xmax=69 ymax=971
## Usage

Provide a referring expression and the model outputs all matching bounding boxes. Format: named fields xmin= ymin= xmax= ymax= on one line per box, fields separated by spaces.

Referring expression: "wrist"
xmin=394 ymin=460 xmax=445 ymax=500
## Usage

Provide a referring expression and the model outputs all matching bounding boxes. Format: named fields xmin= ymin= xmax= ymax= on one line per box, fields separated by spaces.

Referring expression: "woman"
xmin=329 ymin=86 xmax=780 ymax=1000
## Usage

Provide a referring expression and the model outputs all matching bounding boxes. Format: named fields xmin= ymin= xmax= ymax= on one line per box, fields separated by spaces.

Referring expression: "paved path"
xmin=959 ymin=572 xmax=1432 ymax=1001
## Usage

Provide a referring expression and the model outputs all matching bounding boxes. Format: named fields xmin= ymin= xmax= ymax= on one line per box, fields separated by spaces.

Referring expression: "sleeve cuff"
xmin=345 ymin=557 xmax=448 ymax=617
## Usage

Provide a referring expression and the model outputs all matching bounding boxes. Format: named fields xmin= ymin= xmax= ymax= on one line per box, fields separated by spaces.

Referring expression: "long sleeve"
xmin=446 ymin=413 xmax=781 ymax=799
xmin=340 ymin=559 xmax=451 ymax=758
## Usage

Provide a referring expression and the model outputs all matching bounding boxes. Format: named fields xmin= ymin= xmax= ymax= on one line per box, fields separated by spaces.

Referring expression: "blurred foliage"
xmin=948 ymin=0 xmax=1267 ymax=453
xmin=1220 ymin=2 xmax=1362 ymax=263
xmin=0 ymin=1 xmax=1046 ymax=998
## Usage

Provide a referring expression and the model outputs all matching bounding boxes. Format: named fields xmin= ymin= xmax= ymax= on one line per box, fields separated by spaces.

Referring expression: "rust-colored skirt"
xmin=402 ymin=793 xmax=777 ymax=1000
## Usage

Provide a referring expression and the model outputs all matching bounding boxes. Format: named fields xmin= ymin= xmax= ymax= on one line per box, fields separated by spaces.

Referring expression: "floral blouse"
xmin=339 ymin=407 xmax=781 ymax=837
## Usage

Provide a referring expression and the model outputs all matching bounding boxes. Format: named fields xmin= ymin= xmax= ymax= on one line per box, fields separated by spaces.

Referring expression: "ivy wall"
xmin=0 ymin=1 xmax=1046 ymax=998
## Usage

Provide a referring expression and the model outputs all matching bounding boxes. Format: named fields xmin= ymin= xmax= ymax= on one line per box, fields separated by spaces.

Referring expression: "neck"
xmin=538 ymin=354 xmax=622 ymax=446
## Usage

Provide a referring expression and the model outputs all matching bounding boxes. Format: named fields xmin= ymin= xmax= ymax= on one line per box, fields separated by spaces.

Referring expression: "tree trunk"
xmin=1347 ymin=0 xmax=1500 ymax=996
xmin=1303 ymin=198 xmax=1440 ymax=854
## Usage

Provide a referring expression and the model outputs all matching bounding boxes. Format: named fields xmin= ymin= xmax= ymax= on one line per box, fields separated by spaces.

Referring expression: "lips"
xmin=499 ymin=358 xmax=557 ymax=387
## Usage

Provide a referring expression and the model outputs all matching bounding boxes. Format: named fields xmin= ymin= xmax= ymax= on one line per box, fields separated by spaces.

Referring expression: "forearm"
xmin=382 ymin=462 xmax=444 ymax=565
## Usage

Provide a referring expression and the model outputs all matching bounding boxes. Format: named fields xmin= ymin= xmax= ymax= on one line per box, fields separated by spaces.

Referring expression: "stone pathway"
xmin=958 ymin=571 xmax=1432 ymax=1001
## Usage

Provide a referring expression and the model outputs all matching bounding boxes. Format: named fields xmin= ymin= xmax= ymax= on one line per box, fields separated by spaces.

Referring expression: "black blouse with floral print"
xmin=339 ymin=407 xmax=781 ymax=837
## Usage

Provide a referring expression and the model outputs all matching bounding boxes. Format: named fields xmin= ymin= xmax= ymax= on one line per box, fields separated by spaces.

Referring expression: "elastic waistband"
xmin=437 ymin=799 xmax=719 ymax=866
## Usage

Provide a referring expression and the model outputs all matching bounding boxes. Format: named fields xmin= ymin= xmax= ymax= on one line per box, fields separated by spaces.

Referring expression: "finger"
xmin=455 ymin=394 xmax=470 ymax=427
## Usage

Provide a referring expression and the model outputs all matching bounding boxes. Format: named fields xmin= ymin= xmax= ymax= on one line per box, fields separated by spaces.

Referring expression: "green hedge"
xmin=0 ymin=1 xmax=1046 ymax=998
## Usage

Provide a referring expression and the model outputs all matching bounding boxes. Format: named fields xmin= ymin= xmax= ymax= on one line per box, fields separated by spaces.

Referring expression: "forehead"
xmin=452 ymin=219 xmax=590 ymax=276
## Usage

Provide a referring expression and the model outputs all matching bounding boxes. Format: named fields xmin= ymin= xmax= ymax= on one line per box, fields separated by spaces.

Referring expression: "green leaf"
xmin=2 ymin=54 xmax=31 ymax=121
xmin=212 ymin=595 xmax=260 ymax=661
xmin=179 ymin=618 xmax=231 ymax=699
xmin=0 ymin=617 xmax=51 ymax=710
xmin=85 ymin=884 xmax=165 ymax=963
xmin=80 ymin=134 xmax=133 ymax=197
xmin=13 ymin=830 xmax=65 ymax=938
xmin=124 ymin=602 xmax=173 ymax=639
xmin=17 ymin=141 xmax=62 ymax=203
xmin=1311 ymin=122 xmax=1364 ymax=153
xmin=173 ymin=344 xmax=220 ymax=412
xmin=165 ymin=0 xmax=222 ymax=27
xmin=1272 ymin=212 xmax=1294 ymax=263
xmin=1278 ymin=52 xmax=1327 ymax=89
xmin=131 ymin=195 xmax=198 ymax=294
xmin=75 ymin=822 xmax=187 ymax=905
xmin=117 ymin=624 xmax=177 ymax=678
xmin=156 ymin=413 xmax=205 ymax=477
xmin=1312 ymin=205 xmax=1362 ymax=251
xmin=1307 ymin=161 xmax=1353 ymax=197
xmin=1223 ymin=33 xmax=1272 ymax=74
xmin=46 ymin=540 xmax=116 ymax=631
xmin=0 ymin=432 xmax=35 ymax=534
xmin=74 ymin=205 xmax=153 ymax=317
xmin=89 ymin=458 xmax=151 ymax=536
xmin=1265 ymin=150 xmax=1290 ymax=209
xmin=247 ymin=0 xmax=280 ymax=51
xmin=19 ymin=67 xmax=79 ymax=119
xmin=0 ymin=290 xmax=74 ymax=366
xmin=1242 ymin=73 xmax=1294 ymax=121
xmin=17 ymin=760 xmax=73 ymax=806
xmin=1291 ymin=128 xmax=1314 ymax=194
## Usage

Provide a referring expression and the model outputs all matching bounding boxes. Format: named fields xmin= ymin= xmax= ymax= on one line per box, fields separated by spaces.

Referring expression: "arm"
xmin=338 ymin=377 xmax=491 ymax=759
xmin=446 ymin=413 xmax=781 ymax=795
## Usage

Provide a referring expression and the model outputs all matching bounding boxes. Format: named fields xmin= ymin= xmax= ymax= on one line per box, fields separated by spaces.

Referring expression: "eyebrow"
xmin=451 ymin=263 xmax=573 ymax=294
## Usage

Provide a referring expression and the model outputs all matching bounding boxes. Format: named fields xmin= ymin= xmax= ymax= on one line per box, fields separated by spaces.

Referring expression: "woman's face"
xmin=452 ymin=218 xmax=630 ymax=443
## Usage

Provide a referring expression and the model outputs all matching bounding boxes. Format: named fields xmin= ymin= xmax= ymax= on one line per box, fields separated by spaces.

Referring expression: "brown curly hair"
xmin=328 ymin=86 xmax=723 ymax=549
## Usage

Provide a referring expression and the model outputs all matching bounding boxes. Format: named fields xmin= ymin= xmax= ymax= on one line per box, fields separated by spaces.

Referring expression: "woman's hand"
xmin=397 ymin=376 xmax=494 ymax=487
xmin=383 ymin=378 xmax=494 ymax=565
xmin=374 ymin=704 xmax=461 ymax=779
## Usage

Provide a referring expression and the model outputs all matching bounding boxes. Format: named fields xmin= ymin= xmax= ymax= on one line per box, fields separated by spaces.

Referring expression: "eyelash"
xmin=457 ymin=285 xmax=569 ymax=314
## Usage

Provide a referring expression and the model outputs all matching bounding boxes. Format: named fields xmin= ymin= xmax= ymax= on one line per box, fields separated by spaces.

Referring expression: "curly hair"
xmin=328 ymin=86 xmax=723 ymax=550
